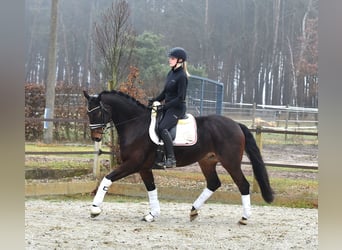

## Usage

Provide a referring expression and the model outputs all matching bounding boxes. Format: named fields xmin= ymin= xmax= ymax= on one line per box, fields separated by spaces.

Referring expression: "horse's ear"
xmin=83 ymin=90 xmax=90 ymax=100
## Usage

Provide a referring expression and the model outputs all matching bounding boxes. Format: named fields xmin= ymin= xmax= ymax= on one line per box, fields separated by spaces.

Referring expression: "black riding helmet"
xmin=168 ymin=47 xmax=187 ymax=62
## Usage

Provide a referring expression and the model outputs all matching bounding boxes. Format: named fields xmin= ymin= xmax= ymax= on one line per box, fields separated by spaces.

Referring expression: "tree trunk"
xmin=270 ymin=0 xmax=280 ymax=105
xmin=60 ymin=11 xmax=71 ymax=84
xmin=295 ymin=0 xmax=313 ymax=107
xmin=43 ymin=0 xmax=59 ymax=144
xmin=82 ymin=1 xmax=95 ymax=88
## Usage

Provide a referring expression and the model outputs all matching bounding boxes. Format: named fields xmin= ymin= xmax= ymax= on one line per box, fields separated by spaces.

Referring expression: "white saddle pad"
xmin=149 ymin=102 xmax=197 ymax=146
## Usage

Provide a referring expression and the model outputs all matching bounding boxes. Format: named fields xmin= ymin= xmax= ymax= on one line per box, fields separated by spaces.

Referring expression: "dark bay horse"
xmin=83 ymin=90 xmax=274 ymax=225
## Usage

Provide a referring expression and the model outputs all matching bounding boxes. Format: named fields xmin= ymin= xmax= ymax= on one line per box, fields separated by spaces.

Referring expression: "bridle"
xmin=86 ymin=98 xmax=151 ymax=135
xmin=87 ymin=101 xmax=111 ymax=131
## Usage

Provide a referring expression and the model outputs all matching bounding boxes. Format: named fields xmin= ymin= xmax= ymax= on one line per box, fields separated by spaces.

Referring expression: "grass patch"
xmin=269 ymin=177 xmax=317 ymax=208
xmin=25 ymin=142 xmax=97 ymax=158
xmin=267 ymin=166 xmax=317 ymax=173
xmin=25 ymin=157 xmax=93 ymax=170
xmin=261 ymin=133 xmax=318 ymax=145
xmin=25 ymin=142 xmax=107 ymax=169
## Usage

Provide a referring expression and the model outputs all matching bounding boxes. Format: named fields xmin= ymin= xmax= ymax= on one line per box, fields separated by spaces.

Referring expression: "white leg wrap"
xmin=93 ymin=177 xmax=112 ymax=207
xmin=241 ymin=194 xmax=251 ymax=219
xmin=147 ymin=189 xmax=160 ymax=217
xmin=192 ymin=188 xmax=214 ymax=210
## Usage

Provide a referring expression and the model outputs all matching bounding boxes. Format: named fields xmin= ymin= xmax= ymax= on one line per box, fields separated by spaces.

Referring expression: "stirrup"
xmin=152 ymin=161 xmax=166 ymax=169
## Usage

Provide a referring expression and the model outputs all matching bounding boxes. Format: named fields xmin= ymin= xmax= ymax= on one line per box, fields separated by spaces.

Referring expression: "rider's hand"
xmin=157 ymin=104 xmax=165 ymax=112
xmin=148 ymin=98 xmax=154 ymax=107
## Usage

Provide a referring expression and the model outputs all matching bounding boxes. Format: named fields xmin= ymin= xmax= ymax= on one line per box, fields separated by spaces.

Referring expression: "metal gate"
xmin=187 ymin=75 xmax=223 ymax=115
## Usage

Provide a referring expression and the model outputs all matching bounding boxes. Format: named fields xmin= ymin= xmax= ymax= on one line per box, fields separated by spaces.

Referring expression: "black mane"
xmin=99 ymin=90 xmax=149 ymax=110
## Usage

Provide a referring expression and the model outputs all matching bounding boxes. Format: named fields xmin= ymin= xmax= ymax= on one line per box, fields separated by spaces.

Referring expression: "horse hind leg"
xmin=221 ymin=160 xmax=251 ymax=225
xmin=142 ymin=189 xmax=160 ymax=222
xmin=190 ymin=156 xmax=221 ymax=222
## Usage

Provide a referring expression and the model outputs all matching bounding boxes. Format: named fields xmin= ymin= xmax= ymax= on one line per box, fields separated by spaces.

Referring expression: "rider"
xmin=149 ymin=47 xmax=189 ymax=168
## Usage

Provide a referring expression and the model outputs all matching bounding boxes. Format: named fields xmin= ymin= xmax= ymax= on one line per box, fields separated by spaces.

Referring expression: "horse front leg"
xmin=139 ymin=168 xmax=160 ymax=222
xmin=90 ymin=176 xmax=113 ymax=217
xmin=90 ymin=161 xmax=138 ymax=218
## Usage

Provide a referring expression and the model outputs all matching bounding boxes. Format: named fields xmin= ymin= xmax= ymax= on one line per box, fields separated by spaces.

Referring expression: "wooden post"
xmin=93 ymin=141 xmax=101 ymax=179
xmin=252 ymin=103 xmax=256 ymax=128
xmin=252 ymin=126 xmax=262 ymax=193
xmin=285 ymin=107 xmax=289 ymax=141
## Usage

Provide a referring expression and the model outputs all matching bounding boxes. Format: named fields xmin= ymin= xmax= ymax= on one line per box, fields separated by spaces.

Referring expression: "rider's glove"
xmin=148 ymin=98 xmax=154 ymax=107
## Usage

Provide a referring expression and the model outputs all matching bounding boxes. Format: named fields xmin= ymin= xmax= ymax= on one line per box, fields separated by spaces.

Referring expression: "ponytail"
xmin=183 ymin=61 xmax=190 ymax=77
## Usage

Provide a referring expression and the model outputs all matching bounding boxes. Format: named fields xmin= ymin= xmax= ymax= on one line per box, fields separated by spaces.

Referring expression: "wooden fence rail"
xmin=25 ymin=127 xmax=318 ymax=181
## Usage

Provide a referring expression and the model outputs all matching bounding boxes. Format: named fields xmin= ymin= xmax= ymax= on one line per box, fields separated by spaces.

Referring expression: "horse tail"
xmin=239 ymin=123 xmax=274 ymax=203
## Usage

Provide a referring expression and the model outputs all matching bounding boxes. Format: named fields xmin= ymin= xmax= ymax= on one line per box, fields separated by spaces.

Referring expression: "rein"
xmin=87 ymin=92 xmax=152 ymax=133
xmin=111 ymin=113 xmax=150 ymax=127
xmin=87 ymin=102 xmax=150 ymax=131
xmin=98 ymin=114 xmax=152 ymax=140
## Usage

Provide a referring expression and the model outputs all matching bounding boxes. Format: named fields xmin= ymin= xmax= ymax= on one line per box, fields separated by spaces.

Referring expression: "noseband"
xmin=87 ymin=101 xmax=111 ymax=130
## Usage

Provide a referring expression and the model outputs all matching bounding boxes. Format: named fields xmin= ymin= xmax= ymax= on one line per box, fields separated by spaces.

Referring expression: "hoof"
xmin=90 ymin=205 xmax=101 ymax=218
xmin=190 ymin=208 xmax=199 ymax=222
xmin=142 ymin=212 xmax=155 ymax=222
xmin=238 ymin=217 xmax=248 ymax=225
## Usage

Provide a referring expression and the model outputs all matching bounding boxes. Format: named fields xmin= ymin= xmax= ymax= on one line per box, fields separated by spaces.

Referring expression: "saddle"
xmin=148 ymin=102 xmax=197 ymax=146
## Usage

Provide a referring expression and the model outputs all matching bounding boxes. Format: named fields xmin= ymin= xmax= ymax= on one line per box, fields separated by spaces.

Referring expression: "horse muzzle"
xmin=90 ymin=128 xmax=104 ymax=142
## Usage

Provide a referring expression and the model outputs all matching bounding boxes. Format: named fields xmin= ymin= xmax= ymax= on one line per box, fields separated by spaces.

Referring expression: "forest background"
xmin=25 ymin=0 xmax=318 ymax=108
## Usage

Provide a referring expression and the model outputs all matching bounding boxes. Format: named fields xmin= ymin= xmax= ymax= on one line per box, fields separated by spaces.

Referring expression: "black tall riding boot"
xmin=160 ymin=129 xmax=176 ymax=168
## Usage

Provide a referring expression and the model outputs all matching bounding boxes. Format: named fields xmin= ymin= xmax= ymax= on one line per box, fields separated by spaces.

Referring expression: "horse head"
xmin=83 ymin=90 xmax=112 ymax=142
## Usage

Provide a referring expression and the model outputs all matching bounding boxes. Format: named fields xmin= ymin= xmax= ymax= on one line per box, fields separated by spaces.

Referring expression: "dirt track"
xmin=25 ymin=199 xmax=317 ymax=249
